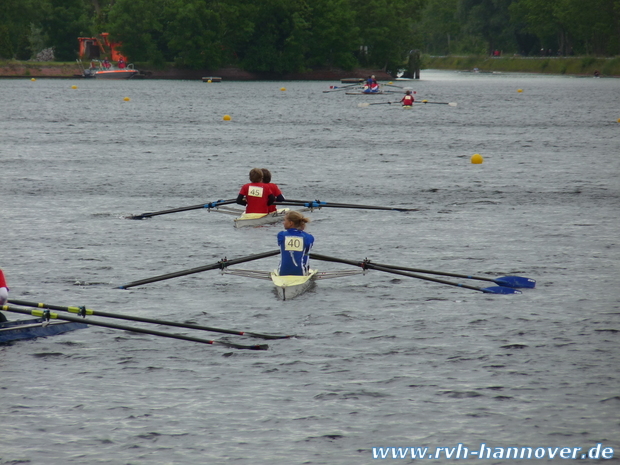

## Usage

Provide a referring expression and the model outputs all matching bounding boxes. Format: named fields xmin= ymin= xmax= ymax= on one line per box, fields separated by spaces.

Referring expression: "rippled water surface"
xmin=1 ymin=71 xmax=619 ymax=464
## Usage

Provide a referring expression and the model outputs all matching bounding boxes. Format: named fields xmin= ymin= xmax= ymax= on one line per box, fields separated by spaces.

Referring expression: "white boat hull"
xmin=233 ymin=208 xmax=309 ymax=228
xmin=224 ymin=267 xmax=363 ymax=300
xmin=94 ymin=69 xmax=140 ymax=79
xmin=271 ymin=270 xmax=318 ymax=301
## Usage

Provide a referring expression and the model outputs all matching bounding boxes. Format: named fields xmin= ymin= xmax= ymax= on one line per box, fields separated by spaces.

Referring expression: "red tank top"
xmin=239 ymin=183 xmax=273 ymax=214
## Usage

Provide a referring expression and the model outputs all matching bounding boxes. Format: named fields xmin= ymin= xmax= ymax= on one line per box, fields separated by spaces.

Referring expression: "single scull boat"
xmin=0 ymin=318 xmax=87 ymax=343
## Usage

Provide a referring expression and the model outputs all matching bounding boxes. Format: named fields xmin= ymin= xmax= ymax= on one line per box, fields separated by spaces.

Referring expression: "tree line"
xmin=1 ymin=0 xmax=618 ymax=75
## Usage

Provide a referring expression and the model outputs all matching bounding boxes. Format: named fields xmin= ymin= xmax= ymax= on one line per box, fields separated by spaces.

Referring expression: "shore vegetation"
xmin=1 ymin=0 xmax=618 ymax=76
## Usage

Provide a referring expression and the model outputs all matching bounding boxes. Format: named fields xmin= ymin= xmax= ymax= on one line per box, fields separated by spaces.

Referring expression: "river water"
xmin=1 ymin=70 xmax=619 ymax=464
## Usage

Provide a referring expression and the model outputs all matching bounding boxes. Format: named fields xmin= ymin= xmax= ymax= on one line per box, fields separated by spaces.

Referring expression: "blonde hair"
xmin=285 ymin=210 xmax=310 ymax=230
xmin=249 ymin=168 xmax=263 ymax=183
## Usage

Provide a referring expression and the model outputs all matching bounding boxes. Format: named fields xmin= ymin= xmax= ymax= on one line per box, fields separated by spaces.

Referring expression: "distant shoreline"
xmin=0 ymin=61 xmax=393 ymax=81
xmin=1 ymin=56 xmax=618 ymax=79
xmin=424 ymin=55 xmax=620 ymax=78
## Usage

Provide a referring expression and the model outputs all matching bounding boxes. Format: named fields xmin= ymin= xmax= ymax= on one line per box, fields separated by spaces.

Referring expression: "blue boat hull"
xmin=0 ymin=318 xmax=87 ymax=343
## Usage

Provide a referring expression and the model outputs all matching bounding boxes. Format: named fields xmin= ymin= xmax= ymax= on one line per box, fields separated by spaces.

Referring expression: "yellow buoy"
xmin=617 ymin=118 xmax=620 ymax=123
xmin=388 ymin=81 xmax=393 ymax=84
xmin=223 ymin=115 xmax=231 ymax=121
xmin=31 ymin=78 xmax=36 ymax=81
xmin=207 ymin=79 xmax=212 ymax=83
xmin=124 ymin=97 xmax=130 ymax=101
xmin=422 ymin=99 xmax=428 ymax=103
xmin=280 ymin=87 xmax=286 ymax=91
xmin=471 ymin=153 xmax=484 ymax=164
xmin=71 ymin=85 xmax=77 ymax=89
xmin=517 ymin=89 xmax=523 ymax=93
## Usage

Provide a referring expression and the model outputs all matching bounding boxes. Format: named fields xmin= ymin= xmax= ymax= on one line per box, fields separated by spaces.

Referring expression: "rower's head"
xmin=249 ymin=168 xmax=263 ymax=183
xmin=261 ymin=168 xmax=272 ymax=183
xmin=406 ymin=90 xmax=411 ymax=95
xmin=283 ymin=211 xmax=310 ymax=230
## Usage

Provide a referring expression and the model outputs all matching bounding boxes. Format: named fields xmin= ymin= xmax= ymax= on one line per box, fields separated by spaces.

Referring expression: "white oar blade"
xmin=449 ymin=102 xmax=458 ymax=107
xmin=357 ymin=102 xmax=370 ymax=108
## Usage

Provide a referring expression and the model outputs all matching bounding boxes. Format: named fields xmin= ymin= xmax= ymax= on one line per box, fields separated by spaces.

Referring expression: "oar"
xmin=367 ymin=264 xmax=521 ymax=294
xmin=118 ymin=250 xmax=280 ymax=289
xmin=2 ymin=306 xmax=268 ymax=350
xmin=421 ymin=100 xmax=458 ymax=107
xmin=357 ymin=101 xmax=395 ymax=107
xmin=276 ymin=199 xmax=418 ymax=212
xmin=308 ymin=253 xmax=521 ymax=294
xmin=8 ymin=299 xmax=291 ymax=339
xmin=323 ymin=83 xmax=360 ymax=93
xmin=126 ymin=198 xmax=237 ymax=220
xmin=353 ymin=263 xmax=535 ymax=288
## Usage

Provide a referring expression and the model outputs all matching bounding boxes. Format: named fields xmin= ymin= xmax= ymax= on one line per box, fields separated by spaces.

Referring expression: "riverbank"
xmin=2 ymin=56 xmax=619 ymax=79
xmin=423 ymin=55 xmax=620 ymax=77
xmin=0 ymin=60 xmax=392 ymax=80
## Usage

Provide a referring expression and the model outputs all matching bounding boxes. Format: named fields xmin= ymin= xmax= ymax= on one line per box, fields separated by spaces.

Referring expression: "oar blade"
xmin=276 ymin=200 xmax=418 ymax=212
xmin=125 ymin=199 xmax=236 ymax=220
xmin=118 ymin=249 xmax=280 ymax=289
xmin=224 ymin=342 xmax=269 ymax=350
xmin=494 ymin=276 xmax=536 ymax=289
xmin=357 ymin=102 xmax=370 ymax=107
xmin=481 ymin=286 xmax=522 ymax=294
xmin=421 ymin=100 xmax=458 ymax=106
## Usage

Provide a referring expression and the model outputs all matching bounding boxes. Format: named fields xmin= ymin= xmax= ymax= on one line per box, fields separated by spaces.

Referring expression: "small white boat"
xmin=206 ymin=205 xmax=310 ymax=228
xmin=224 ymin=268 xmax=365 ymax=300
xmin=271 ymin=270 xmax=319 ymax=301
xmin=234 ymin=209 xmax=292 ymax=228
xmin=78 ymin=59 xmax=139 ymax=79
xmin=92 ymin=68 xmax=139 ymax=79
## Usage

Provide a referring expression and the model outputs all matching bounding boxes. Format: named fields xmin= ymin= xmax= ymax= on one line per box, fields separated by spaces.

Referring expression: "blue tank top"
xmin=277 ymin=228 xmax=314 ymax=276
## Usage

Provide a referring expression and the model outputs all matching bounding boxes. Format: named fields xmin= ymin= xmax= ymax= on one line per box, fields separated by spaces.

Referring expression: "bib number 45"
xmin=248 ymin=186 xmax=264 ymax=197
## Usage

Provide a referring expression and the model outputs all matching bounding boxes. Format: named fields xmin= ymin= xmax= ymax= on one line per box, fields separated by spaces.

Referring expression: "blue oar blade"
xmin=494 ymin=276 xmax=536 ymax=289
xmin=482 ymin=286 xmax=522 ymax=295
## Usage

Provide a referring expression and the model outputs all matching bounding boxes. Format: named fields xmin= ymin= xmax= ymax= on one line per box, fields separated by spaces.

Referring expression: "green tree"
xmin=237 ymin=0 xmax=312 ymax=74
xmin=0 ymin=0 xmax=50 ymax=59
xmin=509 ymin=0 xmax=620 ymax=55
xmin=417 ymin=0 xmax=460 ymax=55
xmin=107 ymin=0 xmax=169 ymax=65
xmin=555 ymin=0 xmax=620 ymax=55
xmin=351 ymin=0 xmax=426 ymax=70
xmin=41 ymin=0 xmax=91 ymax=61
xmin=164 ymin=0 xmax=227 ymax=69
xmin=306 ymin=0 xmax=359 ymax=70
xmin=458 ymin=0 xmax=516 ymax=55
xmin=510 ymin=0 xmax=564 ymax=54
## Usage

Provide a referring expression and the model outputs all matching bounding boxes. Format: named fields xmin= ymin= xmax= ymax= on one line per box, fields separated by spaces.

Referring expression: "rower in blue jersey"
xmin=277 ymin=211 xmax=314 ymax=276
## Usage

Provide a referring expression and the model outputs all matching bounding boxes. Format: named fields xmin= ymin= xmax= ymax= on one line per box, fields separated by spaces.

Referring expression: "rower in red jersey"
xmin=236 ymin=168 xmax=276 ymax=214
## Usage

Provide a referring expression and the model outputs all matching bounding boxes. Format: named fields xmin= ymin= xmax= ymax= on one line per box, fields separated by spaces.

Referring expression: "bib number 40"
xmin=285 ymin=237 xmax=304 ymax=251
